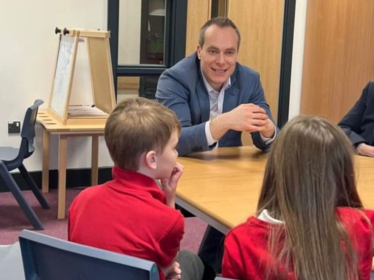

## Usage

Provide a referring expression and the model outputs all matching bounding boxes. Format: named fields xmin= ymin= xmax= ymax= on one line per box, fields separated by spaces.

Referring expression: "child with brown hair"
xmin=223 ymin=116 xmax=374 ymax=280
xmin=68 ymin=97 xmax=204 ymax=280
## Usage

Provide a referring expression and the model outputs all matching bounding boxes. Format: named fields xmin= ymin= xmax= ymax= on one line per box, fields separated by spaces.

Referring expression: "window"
xmin=107 ymin=0 xmax=188 ymax=99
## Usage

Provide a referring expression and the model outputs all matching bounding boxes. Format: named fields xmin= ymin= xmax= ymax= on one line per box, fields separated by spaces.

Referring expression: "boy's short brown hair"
xmin=104 ymin=97 xmax=181 ymax=171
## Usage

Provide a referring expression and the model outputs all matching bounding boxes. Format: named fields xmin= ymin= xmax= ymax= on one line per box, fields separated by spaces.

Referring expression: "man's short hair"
xmin=104 ymin=97 xmax=181 ymax=171
xmin=199 ymin=17 xmax=241 ymax=50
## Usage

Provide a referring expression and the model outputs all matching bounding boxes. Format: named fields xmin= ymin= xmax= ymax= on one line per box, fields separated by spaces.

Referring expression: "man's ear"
xmin=196 ymin=44 xmax=202 ymax=59
xmin=145 ymin=151 xmax=157 ymax=170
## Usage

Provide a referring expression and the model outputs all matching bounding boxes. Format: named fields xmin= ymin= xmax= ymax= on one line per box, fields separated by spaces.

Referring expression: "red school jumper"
xmin=223 ymin=208 xmax=374 ymax=280
xmin=68 ymin=167 xmax=184 ymax=280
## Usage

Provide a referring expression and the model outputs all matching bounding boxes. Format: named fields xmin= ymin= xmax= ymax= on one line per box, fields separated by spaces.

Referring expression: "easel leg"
xmin=91 ymin=135 xmax=99 ymax=186
xmin=42 ymin=129 xmax=50 ymax=193
xmin=58 ymin=135 xmax=67 ymax=219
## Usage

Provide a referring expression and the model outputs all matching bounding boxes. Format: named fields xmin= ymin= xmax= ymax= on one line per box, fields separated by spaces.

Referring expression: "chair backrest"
xmin=0 ymin=242 xmax=25 ymax=280
xmin=19 ymin=230 xmax=159 ymax=280
xmin=20 ymin=99 xmax=44 ymax=158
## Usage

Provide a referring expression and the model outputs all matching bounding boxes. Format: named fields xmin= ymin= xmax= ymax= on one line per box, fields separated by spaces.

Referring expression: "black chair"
xmin=19 ymin=230 xmax=160 ymax=280
xmin=0 ymin=100 xmax=49 ymax=230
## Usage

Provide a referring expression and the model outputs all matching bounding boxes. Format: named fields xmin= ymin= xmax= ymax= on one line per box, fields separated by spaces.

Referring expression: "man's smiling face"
xmin=197 ymin=24 xmax=239 ymax=92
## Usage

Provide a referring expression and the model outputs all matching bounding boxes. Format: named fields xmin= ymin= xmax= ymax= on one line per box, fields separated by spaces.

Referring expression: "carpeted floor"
xmin=0 ymin=188 xmax=207 ymax=253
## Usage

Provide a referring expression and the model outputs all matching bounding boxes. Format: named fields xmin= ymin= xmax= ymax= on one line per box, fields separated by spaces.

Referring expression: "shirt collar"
xmin=111 ymin=166 xmax=166 ymax=204
xmin=201 ymin=72 xmax=231 ymax=94
xmin=257 ymin=209 xmax=284 ymax=225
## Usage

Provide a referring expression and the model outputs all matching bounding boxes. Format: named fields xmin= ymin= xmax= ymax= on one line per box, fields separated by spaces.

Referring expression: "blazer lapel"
xmin=197 ymin=71 xmax=210 ymax=122
xmin=223 ymin=75 xmax=240 ymax=113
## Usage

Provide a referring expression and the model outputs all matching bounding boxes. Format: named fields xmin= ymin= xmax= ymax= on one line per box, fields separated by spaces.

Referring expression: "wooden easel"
xmin=47 ymin=27 xmax=116 ymax=125
xmin=37 ymin=28 xmax=116 ymax=219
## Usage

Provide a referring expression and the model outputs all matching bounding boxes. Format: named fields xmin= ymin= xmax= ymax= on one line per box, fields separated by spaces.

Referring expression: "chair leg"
xmin=0 ymin=162 xmax=44 ymax=230
xmin=19 ymin=164 xmax=50 ymax=209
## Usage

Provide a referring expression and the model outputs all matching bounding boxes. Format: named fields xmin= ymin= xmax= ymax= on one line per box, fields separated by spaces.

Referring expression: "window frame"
xmin=107 ymin=0 xmax=188 ymax=96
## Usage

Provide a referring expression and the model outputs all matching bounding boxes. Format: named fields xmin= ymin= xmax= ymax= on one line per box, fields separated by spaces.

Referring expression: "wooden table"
xmin=37 ymin=109 xmax=106 ymax=219
xmin=176 ymin=146 xmax=374 ymax=234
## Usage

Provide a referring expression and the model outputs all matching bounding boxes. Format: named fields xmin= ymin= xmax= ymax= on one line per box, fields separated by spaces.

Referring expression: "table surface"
xmin=176 ymin=146 xmax=374 ymax=231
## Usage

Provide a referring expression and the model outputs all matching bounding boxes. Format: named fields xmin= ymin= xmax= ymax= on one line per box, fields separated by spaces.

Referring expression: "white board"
xmin=69 ymin=38 xmax=93 ymax=106
xmin=50 ymin=35 xmax=75 ymax=118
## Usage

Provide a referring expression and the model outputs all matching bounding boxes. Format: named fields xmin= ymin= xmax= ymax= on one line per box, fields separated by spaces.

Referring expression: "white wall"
xmin=118 ymin=0 xmax=141 ymax=64
xmin=288 ymin=0 xmax=308 ymax=119
xmin=0 ymin=0 xmax=113 ymax=172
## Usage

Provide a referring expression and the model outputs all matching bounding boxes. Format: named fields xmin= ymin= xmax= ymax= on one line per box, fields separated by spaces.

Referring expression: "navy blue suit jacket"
xmin=339 ymin=82 xmax=374 ymax=147
xmin=156 ymin=53 xmax=277 ymax=156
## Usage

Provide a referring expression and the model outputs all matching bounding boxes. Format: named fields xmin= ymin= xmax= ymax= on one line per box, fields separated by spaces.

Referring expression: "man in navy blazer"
xmin=156 ymin=17 xmax=278 ymax=276
xmin=156 ymin=18 xmax=277 ymax=157
xmin=339 ymin=82 xmax=374 ymax=157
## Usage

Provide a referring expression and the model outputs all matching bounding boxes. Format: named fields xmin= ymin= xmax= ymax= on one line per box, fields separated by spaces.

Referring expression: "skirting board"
xmin=0 ymin=167 xmax=196 ymax=219
xmin=0 ymin=167 xmax=113 ymax=193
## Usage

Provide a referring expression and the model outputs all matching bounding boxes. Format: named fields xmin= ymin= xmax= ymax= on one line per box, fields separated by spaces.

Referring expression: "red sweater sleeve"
xmin=157 ymin=212 xmax=184 ymax=268
xmin=222 ymin=230 xmax=246 ymax=279
xmin=362 ymin=210 xmax=374 ymax=256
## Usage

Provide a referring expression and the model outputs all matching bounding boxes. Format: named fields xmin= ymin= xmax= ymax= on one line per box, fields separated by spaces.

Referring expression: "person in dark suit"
xmin=338 ymin=82 xmax=374 ymax=157
xmin=156 ymin=17 xmax=277 ymax=157
xmin=156 ymin=17 xmax=278 ymax=275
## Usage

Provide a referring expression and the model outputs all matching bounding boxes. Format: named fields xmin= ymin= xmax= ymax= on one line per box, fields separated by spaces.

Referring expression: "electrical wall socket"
xmin=8 ymin=121 xmax=21 ymax=134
